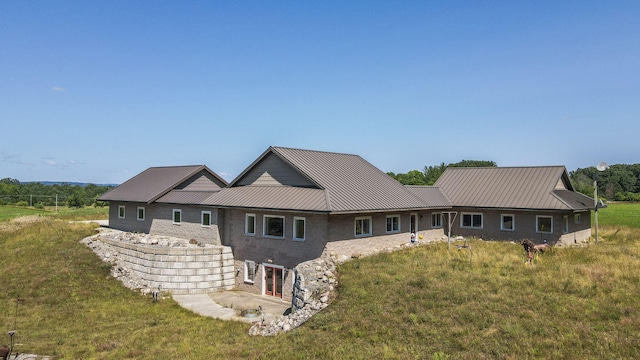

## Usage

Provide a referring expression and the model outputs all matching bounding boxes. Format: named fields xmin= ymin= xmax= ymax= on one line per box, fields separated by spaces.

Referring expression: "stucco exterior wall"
xmin=447 ymin=208 xmax=592 ymax=245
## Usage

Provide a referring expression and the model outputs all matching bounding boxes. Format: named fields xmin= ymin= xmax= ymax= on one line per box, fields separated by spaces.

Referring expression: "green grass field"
xmin=0 ymin=205 xmax=108 ymax=222
xmin=595 ymin=202 xmax=640 ymax=228
xmin=0 ymin=204 xmax=638 ymax=359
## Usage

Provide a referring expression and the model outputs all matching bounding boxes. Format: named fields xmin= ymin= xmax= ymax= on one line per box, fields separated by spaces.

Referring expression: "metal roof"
xmin=434 ymin=166 xmax=595 ymax=211
xmin=203 ymin=186 xmax=329 ymax=212
xmin=404 ymin=186 xmax=452 ymax=208
xmin=97 ymin=165 xmax=227 ymax=203
xmin=156 ymin=190 xmax=222 ymax=205
xmin=228 ymin=146 xmax=444 ymax=213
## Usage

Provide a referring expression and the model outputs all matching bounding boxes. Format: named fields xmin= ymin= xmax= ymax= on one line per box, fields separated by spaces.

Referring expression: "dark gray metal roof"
xmin=404 ymin=186 xmax=452 ymax=208
xmin=98 ymin=165 xmax=227 ymax=203
xmin=204 ymin=186 xmax=328 ymax=211
xmin=156 ymin=190 xmax=222 ymax=205
xmin=228 ymin=146 xmax=445 ymax=213
xmin=435 ymin=166 xmax=595 ymax=211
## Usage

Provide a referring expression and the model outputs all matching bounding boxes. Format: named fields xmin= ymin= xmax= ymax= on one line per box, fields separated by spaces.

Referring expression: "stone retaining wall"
xmin=97 ymin=237 xmax=235 ymax=294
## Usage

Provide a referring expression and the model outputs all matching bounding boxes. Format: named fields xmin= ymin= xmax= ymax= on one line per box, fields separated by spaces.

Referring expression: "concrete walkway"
xmin=173 ymin=291 xmax=291 ymax=323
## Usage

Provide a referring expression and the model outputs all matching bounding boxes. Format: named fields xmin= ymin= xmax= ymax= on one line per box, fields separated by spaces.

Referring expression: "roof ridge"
xmin=271 ymin=145 xmax=359 ymax=157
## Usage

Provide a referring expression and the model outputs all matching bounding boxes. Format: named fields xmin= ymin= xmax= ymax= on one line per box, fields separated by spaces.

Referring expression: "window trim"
xmin=501 ymin=214 xmax=515 ymax=231
xmin=386 ymin=214 xmax=401 ymax=234
xmin=563 ymin=215 xmax=569 ymax=233
xmin=355 ymin=216 xmax=372 ymax=237
xmin=574 ymin=213 xmax=582 ymax=224
xmin=460 ymin=212 xmax=483 ymax=229
xmin=244 ymin=260 xmax=256 ymax=283
xmin=137 ymin=207 xmax=145 ymax=221
xmin=293 ymin=216 xmax=306 ymax=241
xmin=201 ymin=211 xmax=211 ymax=227
xmin=172 ymin=209 xmax=182 ymax=225
xmin=431 ymin=213 xmax=442 ymax=228
xmin=536 ymin=215 xmax=553 ymax=234
xmin=263 ymin=214 xmax=285 ymax=239
xmin=118 ymin=205 xmax=125 ymax=219
xmin=245 ymin=213 xmax=256 ymax=236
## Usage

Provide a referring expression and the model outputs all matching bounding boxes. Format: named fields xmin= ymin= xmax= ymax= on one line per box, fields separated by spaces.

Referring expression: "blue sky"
xmin=2 ymin=1 xmax=639 ymax=184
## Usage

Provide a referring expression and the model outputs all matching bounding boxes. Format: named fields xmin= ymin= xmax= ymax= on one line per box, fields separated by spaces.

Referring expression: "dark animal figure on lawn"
xmin=521 ymin=239 xmax=535 ymax=253
xmin=0 ymin=346 xmax=9 ymax=360
xmin=521 ymin=239 xmax=551 ymax=255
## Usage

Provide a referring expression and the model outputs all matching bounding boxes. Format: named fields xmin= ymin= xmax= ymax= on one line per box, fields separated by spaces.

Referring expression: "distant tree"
xmin=65 ymin=192 xmax=84 ymax=208
xmin=391 ymin=160 xmax=497 ymax=185
xmin=570 ymin=163 xmax=640 ymax=201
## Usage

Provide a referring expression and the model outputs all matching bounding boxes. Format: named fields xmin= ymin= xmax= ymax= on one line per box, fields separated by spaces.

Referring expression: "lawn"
xmin=0 ymin=204 xmax=638 ymax=359
xmin=0 ymin=205 xmax=108 ymax=222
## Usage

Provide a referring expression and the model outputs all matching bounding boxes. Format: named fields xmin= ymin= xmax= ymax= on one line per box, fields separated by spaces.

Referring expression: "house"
xmin=98 ymin=165 xmax=228 ymax=245
xmin=433 ymin=166 xmax=594 ymax=246
xmin=98 ymin=146 xmax=451 ymax=300
xmin=98 ymin=148 xmax=596 ymax=300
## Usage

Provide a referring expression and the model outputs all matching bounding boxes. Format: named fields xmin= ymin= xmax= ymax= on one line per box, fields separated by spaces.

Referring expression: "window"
xmin=173 ymin=209 xmax=182 ymax=224
xmin=118 ymin=205 xmax=125 ymax=219
xmin=201 ymin=211 xmax=211 ymax=227
xmin=461 ymin=213 xmax=483 ymax=229
xmin=537 ymin=215 xmax=553 ymax=234
xmin=431 ymin=213 xmax=442 ymax=228
xmin=501 ymin=214 xmax=515 ymax=231
xmin=293 ymin=217 xmax=306 ymax=241
xmin=245 ymin=214 xmax=256 ymax=235
xmin=244 ymin=260 xmax=256 ymax=283
xmin=574 ymin=214 xmax=582 ymax=224
xmin=386 ymin=215 xmax=400 ymax=233
xmin=264 ymin=215 xmax=284 ymax=238
xmin=563 ymin=215 xmax=569 ymax=233
xmin=355 ymin=216 xmax=372 ymax=237
xmin=137 ymin=207 xmax=145 ymax=221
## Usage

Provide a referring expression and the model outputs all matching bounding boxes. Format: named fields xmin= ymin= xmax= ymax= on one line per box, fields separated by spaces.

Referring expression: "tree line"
xmin=0 ymin=178 xmax=114 ymax=208
xmin=388 ymin=161 xmax=640 ymax=201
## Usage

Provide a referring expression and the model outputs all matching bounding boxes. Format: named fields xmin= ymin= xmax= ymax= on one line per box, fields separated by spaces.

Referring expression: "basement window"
xmin=244 ymin=260 xmax=256 ymax=283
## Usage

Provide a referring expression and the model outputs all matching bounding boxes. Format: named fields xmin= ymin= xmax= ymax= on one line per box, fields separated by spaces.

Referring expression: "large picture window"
xmin=245 ymin=214 xmax=256 ymax=235
xmin=355 ymin=216 xmax=372 ymax=237
xmin=461 ymin=213 xmax=483 ymax=229
xmin=263 ymin=215 xmax=285 ymax=238
xmin=501 ymin=214 xmax=514 ymax=231
xmin=386 ymin=215 xmax=400 ymax=233
xmin=537 ymin=215 xmax=553 ymax=234
xmin=293 ymin=217 xmax=306 ymax=241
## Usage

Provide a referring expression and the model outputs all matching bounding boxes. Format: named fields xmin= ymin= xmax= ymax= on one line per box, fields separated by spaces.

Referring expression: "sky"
xmin=1 ymin=1 xmax=639 ymax=184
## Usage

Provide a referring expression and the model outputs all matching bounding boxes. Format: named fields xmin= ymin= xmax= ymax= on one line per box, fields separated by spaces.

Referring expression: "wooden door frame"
xmin=262 ymin=263 xmax=285 ymax=298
